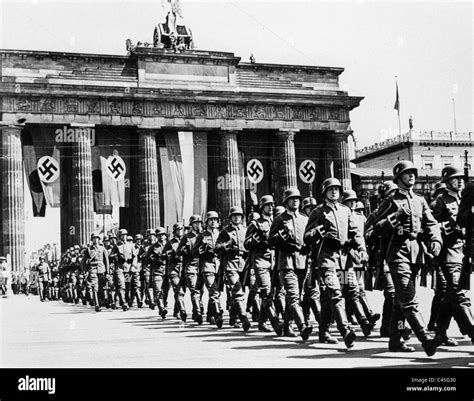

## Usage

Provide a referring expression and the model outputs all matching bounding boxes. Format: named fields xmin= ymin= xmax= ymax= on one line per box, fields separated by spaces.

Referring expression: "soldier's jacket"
xmin=111 ymin=241 xmax=137 ymax=273
xmin=163 ymin=237 xmax=183 ymax=276
xmin=105 ymin=247 xmax=115 ymax=274
xmin=177 ymin=231 xmax=200 ymax=274
xmin=216 ymin=224 xmax=247 ymax=273
xmin=432 ymin=189 xmax=464 ymax=264
xmin=146 ymin=240 xmax=167 ymax=276
xmin=269 ymin=209 xmax=308 ymax=271
xmin=82 ymin=244 xmax=109 ymax=274
xmin=193 ymin=229 xmax=220 ymax=274
xmin=304 ymin=200 xmax=365 ymax=270
xmin=244 ymin=214 xmax=273 ymax=270
xmin=132 ymin=244 xmax=145 ymax=273
xmin=349 ymin=211 xmax=367 ymax=268
xmin=457 ymin=183 xmax=474 ymax=263
xmin=140 ymin=243 xmax=152 ymax=273
xmin=371 ymin=188 xmax=442 ymax=265
xmin=37 ymin=262 xmax=51 ymax=281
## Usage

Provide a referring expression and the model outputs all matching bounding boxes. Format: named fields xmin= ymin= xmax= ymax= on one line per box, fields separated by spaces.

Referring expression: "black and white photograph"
xmin=0 ymin=0 xmax=473 ymax=400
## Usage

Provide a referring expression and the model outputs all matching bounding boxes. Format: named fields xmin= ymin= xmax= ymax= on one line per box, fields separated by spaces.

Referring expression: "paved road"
xmin=1 ymin=284 xmax=473 ymax=368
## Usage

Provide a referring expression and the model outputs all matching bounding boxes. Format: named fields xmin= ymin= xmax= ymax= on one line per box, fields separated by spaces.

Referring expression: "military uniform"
xmin=304 ymin=198 xmax=363 ymax=346
xmin=163 ymin=233 xmax=187 ymax=322
xmin=111 ymin=234 xmax=137 ymax=311
xmin=432 ymin=169 xmax=474 ymax=343
xmin=269 ymin=188 xmax=312 ymax=341
xmin=177 ymin=221 xmax=203 ymax=323
xmin=371 ymin=161 xmax=443 ymax=356
xmin=104 ymin=243 xmax=117 ymax=309
xmin=244 ymin=209 xmax=283 ymax=335
xmin=37 ymin=260 xmax=51 ymax=301
xmin=194 ymin=226 xmax=223 ymax=327
xmin=82 ymin=241 xmax=109 ymax=312
xmin=130 ymin=240 xmax=144 ymax=308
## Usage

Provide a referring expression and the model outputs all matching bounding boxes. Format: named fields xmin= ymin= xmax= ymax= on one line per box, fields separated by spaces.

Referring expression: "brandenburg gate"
xmin=0 ymin=29 xmax=362 ymax=271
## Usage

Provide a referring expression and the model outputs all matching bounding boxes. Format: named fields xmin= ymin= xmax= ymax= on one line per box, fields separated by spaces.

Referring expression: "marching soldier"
xmin=300 ymin=196 xmax=321 ymax=326
xmin=216 ymin=207 xmax=251 ymax=332
xmin=427 ymin=181 xmax=448 ymax=332
xmin=244 ymin=195 xmax=283 ymax=335
xmin=340 ymin=190 xmax=377 ymax=337
xmin=37 ymin=256 xmax=51 ymax=302
xmin=269 ymin=188 xmax=313 ymax=342
xmin=129 ymin=234 xmax=144 ymax=308
xmin=432 ymin=165 xmax=474 ymax=344
xmin=82 ymin=233 xmax=109 ymax=312
xmin=0 ymin=256 xmax=8 ymax=296
xmin=111 ymin=228 xmax=137 ymax=311
xmin=369 ymin=160 xmax=442 ymax=356
xmin=142 ymin=229 xmax=157 ymax=309
xmin=304 ymin=179 xmax=363 ymax=348
xmin=104 ymin=236 xmax=117 ymax=309
xmin=146 ymin=227 xmax=169 ymax=318
xmin=163 ymin=223 xmax=187 ymax=322
xmin=177 ymin=215 xmax=204 ymax=324
xmin=193 ymin=212 xmax=223 ymax=328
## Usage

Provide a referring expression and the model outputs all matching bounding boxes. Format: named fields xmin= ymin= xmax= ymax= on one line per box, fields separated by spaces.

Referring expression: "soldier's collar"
xmin=285 ymin=208 xmax=299 ymax=217
xmin=446 ymin=189 xmax=460 ymax=199
xmin=262 ymin=214 xmax=272 ymax=222
xmin=324 ymin=199 xmax=339 ymax=210
xmin=398 ymin=188 xmax=414 ymax=198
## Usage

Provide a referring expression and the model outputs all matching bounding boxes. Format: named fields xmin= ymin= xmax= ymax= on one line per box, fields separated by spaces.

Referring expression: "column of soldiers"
xmin=43 ymin=159 xmax=474 ymax=357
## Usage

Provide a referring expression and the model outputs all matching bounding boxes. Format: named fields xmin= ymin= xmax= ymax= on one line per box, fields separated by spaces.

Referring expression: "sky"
xmin=1 ymin=0 xmax=472 ymax=254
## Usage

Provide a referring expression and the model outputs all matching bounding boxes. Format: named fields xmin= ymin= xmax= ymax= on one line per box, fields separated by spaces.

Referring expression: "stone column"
xmin=334 ymin=131 xmax=352 ymax=190
xmin=274 ymin=129 xmax=298 ymax=200
xmin=138 ymin=130 xmax=160 ymax=231
xmin=219 ymin=129 xmax=242 ymax=219
xmin=0 ymin=125 xmax=25 ymax=272
xmin=70 ymin=128 xmax=94 ymax=246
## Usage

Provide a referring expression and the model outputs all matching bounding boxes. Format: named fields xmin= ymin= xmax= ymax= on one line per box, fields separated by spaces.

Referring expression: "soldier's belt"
xmin=395 ymin=229 xmax=420 ymax=240
xmin=324 ymin=237 xmax=350 ymax=252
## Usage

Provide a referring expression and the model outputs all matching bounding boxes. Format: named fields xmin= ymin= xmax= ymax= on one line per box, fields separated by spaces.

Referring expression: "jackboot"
xmin=93 ymin=292 xmax=101 ymax=312
xmin=380 ymin=295 xmax=394 ymax=337
xmin=292 ymin=305 xmax=313 ymax=341
xmin=351 ymin=299 xmax=374 ymax=337
xmin=236 ymin=301 xmax=251 ymax=332
xmin=427 ymin=290 xmax=443 ymax=332
xmin=406 ymin=311 xmax=438 ymax=357
xmin=452 ymin=303 xmax=474 ymax=344
xmin=157 ymin=298 xmax=167 ymax=319
xmin=270 ymin=317 xmax=284 ymax=336
xmin=310 ymin=298 xmax=321 ymax=325
xmin=360 ymin=293 xmax=380 ymax=326
xmin=434 ymin=301 xmax=457 ymax=346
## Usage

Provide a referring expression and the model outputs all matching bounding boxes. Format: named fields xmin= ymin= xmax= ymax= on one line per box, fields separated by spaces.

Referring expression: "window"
xmin=421 ymin=155 xmax=434 ymax=170
xmin=441 ymin=156 xmax=454 ymax=167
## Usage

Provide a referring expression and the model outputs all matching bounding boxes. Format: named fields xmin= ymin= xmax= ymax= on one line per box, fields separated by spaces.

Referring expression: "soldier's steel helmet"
xmin=228 ymin=206 xmax=244 ymax=218
xmin=135 ymin=234 xmax=143 ymax=240
xmin=274 ymin=206 xmax=286 ymax=217
xmin=393 ymin=160 xmax=418 ymax=183
xmin=322 ymin=178 xmax=342 ymax=195
xmin=282 ymin=187 xmax=302 ymax=204
xmin=259 ymin=195 xmax=275 ymax=209
xmin=355 ymin=201 xmax=365 ymax=211
xmin=155 ymin=227 xmax=167 ymax=236
xmin=118 ymin=228 xmax=128 ymax=236
xmin=146 ymin=228 xmax=156 ymax=236
xmin=383 ymin=181 xmax=398 ymax=196
xmin=432 ymin=181 xmax=447 ymax=197
xmin=341 ymin=189 xmax=358 ymax=203
xmin=302 ymin=197 xmax=317 ymax=209
xmin=126 ymin=235 xmax=133 ymax=241
xmin=172 ymin=223 xmax=184 ymax=232
xmin=205 ymin=211 xmax=220 ymax=223
xmin=91 ymin=233 xmax=101 ymax=240
xmin=441 ymin=165 xmax=464 ymax=183
xmin=189 ymin=214 xmax=202 ymax=225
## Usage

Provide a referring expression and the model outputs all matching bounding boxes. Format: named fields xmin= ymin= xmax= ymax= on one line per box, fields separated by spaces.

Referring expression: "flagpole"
xmin=395 ymin=76 xmax=401 ymax=135
xmin=452 ymin=98 xmax=457 ymax=134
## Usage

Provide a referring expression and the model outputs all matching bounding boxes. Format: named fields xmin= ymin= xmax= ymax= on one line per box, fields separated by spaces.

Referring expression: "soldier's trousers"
xmin=246 ymin=268 xmax=259 ymax=313
xmin=97 ymin=273 xmax=107 ymax=306
xmin=379 ymin=265 xmax=398 ymax=333
xmin=142 ymin=270 xmax=154 ymax=306
xmin=202 ymin=272 xmax=221 ymax=318
xmin=435 ymin=263 xmax=473 ymax=337
xmin=170 ymin=274 xmax=186 ymax=313
xmin=86 ymin=269 xmax=99 ymax=292
xmin=225 ymin=271 xmax=246 ymax=318
xmin=152 ymin=273 xmax=166 ymax=310
xmin=388 ymin=262 xmax=430 ymax=344
xmin=342 ymin=269 xmax=372 ymax=328
xmin=279 ymin=269 xmax=307 ymax=327
xmin=429 ymin=266 xmax=448 ymax=327
xmin=296 ymin=268 xmax=321 ymax=323
xmin=317 ymin=267 xmax=351 ymax=337
xmin=185 ymin=272 xmax=202 ymax=314
xmin=254 ymin=267 xmax=278 ymax=323
xmin=128 ymin=271 xmax=142 ymax=306
xmin=38 ymin=280 xmax=49 ymax=301
xmin=114 ymin=269 xmax=127 ymax=306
